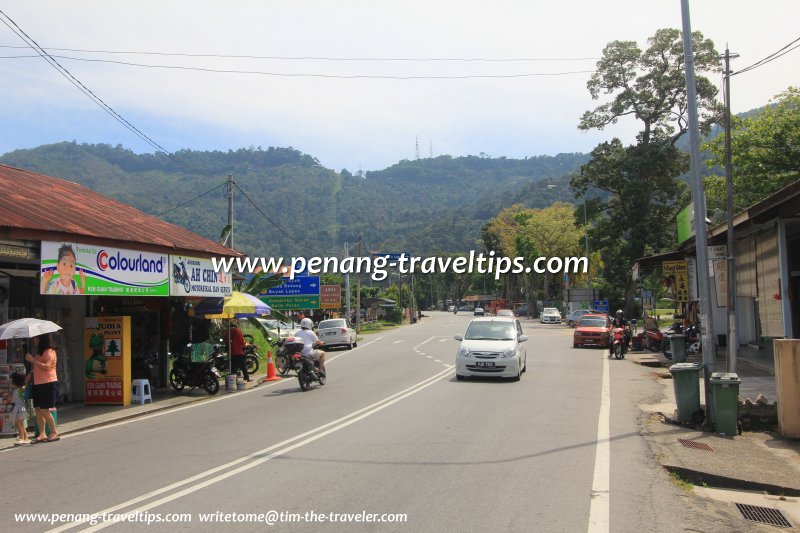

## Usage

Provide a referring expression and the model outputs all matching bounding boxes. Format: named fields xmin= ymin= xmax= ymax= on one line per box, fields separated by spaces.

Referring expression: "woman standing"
xmin=25 ymin=333 xmax=60 ymax=443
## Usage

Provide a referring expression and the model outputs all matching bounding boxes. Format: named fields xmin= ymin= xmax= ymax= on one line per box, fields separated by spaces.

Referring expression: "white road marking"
xmin=588 ymin=353 xmax=610 ymax=533
xmin=439 ymin=338 xmax=448 ymax=342
xmin=0 ymin=335 xmax=390 ymax=451
xmin=435 ymin=359 xmax=442 ymax=363
xmin=393 ymin=340 xmax=405 ymax=344
xmin=426 ymin=355 xmax=433 ymax=359
xmin=50 ymin=366 xmax=454 ymax=533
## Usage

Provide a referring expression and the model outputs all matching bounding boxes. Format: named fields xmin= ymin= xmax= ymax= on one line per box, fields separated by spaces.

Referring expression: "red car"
xmin=573 ymin=314 xmax=611 ymax=348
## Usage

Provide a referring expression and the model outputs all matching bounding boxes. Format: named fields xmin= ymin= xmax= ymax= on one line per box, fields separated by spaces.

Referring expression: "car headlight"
xmin=574 ymin=330 xmax=580 ymax=336
xmin=458 ymin=346 xmax=471 ymax=357
xmin=502 ymin=347 xmax=516 ymax=358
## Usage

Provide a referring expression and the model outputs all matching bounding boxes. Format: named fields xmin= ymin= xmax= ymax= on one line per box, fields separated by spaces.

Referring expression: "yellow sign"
xmin=662 ymin=260 xmax=690 ymax=303
xmin=84 ymin=316 xmax=131 ymax=405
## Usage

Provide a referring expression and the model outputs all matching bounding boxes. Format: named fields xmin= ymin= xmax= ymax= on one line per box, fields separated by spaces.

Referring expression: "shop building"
xmin=0 ymin=164 xmax=241 ymax=403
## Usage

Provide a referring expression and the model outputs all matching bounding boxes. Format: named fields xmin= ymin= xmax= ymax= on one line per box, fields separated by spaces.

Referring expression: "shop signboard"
xmin=321 ymin=285 xmax=341 ymax=309
xmin=41 ymin=241 xmax=169 ymax=296
xmin=663 ymin=260 xmax=689 ymax=303
xmin=676 ymin=203 xmax=694 ymax=244
xmin=83 ymin=316 xmax=131 ymax=405
xmin=169 ymin=255 xmax=232 ymax=297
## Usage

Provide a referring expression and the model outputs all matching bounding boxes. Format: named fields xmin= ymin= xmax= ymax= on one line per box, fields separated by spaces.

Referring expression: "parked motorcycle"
xmin=644 ymin=321 xmax=683 ymax=352
xmin=663 ymin=324 xmax=701 ymax=360
xmin=209 ymin=341 xmax=260 ymax=375
xmin=282 ymin=337 xmax=326 ymax=391
xmin=169 ymin=349 xmax=221 ymax=395
xmin=132 ymin=352 xmax=158 ymax=384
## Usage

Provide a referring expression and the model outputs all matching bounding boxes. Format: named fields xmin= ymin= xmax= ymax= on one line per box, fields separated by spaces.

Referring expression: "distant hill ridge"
xmin=0 ymin=142 xmax=589 ymax=257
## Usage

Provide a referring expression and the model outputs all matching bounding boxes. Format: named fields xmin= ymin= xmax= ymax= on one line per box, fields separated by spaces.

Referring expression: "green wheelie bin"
xmin=669 ymin=363 xmax=703 ymax=424
xmin=711 ymin=372 xmax=741 ymax=436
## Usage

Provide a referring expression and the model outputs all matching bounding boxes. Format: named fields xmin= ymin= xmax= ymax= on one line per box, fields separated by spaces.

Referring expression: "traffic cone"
xmin=263 ymin=351 xmax=281 ymax=381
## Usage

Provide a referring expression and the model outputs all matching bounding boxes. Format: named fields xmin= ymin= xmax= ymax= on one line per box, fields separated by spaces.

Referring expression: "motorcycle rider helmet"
xmin=300 ymin=317 xmax=314 ymax=330
xmin=616 ymin=309 xmax=624 ymax=319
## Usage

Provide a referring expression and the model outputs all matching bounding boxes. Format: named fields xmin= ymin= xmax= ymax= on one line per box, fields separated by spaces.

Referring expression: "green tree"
xmin=580 ymin=28 xmax=722 ymax=146
xmin=576 ymin=28 xmax=721 ymax=314
xmin=704 ymin=86 xmax=800 ymax=213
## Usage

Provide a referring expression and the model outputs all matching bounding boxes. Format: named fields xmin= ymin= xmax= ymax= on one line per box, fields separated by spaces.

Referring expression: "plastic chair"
xmin=131 ymin=379 xmax=152 ymax=405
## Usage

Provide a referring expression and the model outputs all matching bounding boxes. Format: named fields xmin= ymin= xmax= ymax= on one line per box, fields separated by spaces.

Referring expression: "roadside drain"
xmin=677 ymin=438 xmax=715 ymax=452
xmin=734 ymin=503 xmax=793 ymax=528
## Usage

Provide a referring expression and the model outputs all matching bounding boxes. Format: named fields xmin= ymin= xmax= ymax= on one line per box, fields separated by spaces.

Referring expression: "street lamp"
xmin=548 ymin=185 xmax=592 ymax=295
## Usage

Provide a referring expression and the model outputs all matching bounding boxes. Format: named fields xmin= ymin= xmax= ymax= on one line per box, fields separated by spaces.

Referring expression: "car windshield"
xmin=464 ymin=321 xmax=516 ymax=341
xmin=579 ymin=318 xmax=607 ymax=328
xmin=319 ymin=319 xmax=346 ymax=329
xmin=543 ymin=308 xmax=558 ymax=314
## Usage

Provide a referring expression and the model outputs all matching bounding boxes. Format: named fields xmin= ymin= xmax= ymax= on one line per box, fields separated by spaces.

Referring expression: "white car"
xmin=566 ymin=309 xmax=594 ymax=327
xmin=315 ymin=318 xmax=357 ymax=350
xmin=454 ymin=317 xmax=528 ymax=381
xmin=540 ymin=308 xmax=562 ymax=324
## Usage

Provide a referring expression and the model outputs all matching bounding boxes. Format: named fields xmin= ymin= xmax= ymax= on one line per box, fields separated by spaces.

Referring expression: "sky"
xmin=0 ymin=1 xmax=798 ymax=173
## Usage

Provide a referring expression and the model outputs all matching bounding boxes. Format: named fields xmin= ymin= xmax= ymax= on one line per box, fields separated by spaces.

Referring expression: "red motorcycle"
xmin=610 ymin=325 xmax=631 ymax=359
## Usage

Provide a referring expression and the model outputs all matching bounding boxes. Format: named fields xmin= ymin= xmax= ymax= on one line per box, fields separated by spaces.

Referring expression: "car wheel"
xmin=353 ymin=339 xmax=358 ymax=347
xmin=522 ymin=355 xmax=527 ymax=372
xmin=347 ymin=340 xmax=353 ymax=350
xmin=512 ymin=367 xmax=521 ymax=381
xmin=573 ymin=343 xmax=579 ymax=348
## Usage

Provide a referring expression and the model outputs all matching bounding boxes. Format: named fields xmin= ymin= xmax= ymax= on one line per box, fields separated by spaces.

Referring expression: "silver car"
xmin=454 ymin=317 xmax=528 ymax=381
xmin=316 ymin=318 xmax=357 ymax=350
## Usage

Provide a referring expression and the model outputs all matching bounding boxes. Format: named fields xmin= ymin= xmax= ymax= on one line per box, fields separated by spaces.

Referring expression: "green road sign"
xmin=262 ymin=295 xmax=320 ymax=310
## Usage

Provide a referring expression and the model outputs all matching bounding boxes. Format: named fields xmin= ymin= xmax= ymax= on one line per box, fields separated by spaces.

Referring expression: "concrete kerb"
xmin=639 ymin=367 xmax=800 ymax=497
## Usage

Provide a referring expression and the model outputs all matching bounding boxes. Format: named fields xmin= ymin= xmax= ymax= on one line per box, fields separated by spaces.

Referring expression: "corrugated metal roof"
xmin=0 ymin=164 xmax=240 ymax=257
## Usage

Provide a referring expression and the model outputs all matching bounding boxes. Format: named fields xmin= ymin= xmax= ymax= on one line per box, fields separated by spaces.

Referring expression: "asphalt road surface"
xmin=1 ymin=312 xmax=745 ymax=532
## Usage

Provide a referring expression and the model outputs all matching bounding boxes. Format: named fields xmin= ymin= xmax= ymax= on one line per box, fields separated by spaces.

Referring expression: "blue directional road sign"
xmin=593 ymin=300 xmax=609 ymax=314
xmin=265 ymin=276 xmax=320 ymax=296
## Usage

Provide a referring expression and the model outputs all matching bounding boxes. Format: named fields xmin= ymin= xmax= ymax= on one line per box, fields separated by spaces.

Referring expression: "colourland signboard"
xmin=41 ymin=241 xmax=169 ymax=296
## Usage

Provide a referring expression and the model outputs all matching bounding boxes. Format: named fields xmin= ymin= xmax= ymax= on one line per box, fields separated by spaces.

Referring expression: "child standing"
xmin=11 ymin=372 xmax=29 ymax=445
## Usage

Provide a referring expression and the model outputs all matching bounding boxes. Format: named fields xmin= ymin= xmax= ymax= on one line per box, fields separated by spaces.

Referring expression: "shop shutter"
xmin=756 ymin=229 xmax=783 ymax=337
xmin=736 ymin=236 xmax=757 ymax=298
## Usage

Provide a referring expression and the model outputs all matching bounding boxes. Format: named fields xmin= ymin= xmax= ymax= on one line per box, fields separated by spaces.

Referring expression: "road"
xmin=1 ymin=312 xmax=743 ymax=532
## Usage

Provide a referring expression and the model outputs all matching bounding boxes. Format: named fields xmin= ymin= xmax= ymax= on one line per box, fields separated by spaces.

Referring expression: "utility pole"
xmin=583 ymin=196 xmax=591 ymax=298
xmin=355 ymin=235 xmax=363 ymax=332
xmin=226 ymin=174 xmax=234 ymax=249
xmin=344 ymin=242 xmax=351 ymax=325
xmin=722 ymin=46 xmax=740 ymax=373
xmin=681 ymin=0 xmax=716 ymax=424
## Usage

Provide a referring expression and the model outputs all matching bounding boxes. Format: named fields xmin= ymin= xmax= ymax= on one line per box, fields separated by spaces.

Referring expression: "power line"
xmin=0 ymin=52 xmax=595 ymax=79
xmin=0 ymin=11 xmax=183 ymax=163
xmin=0 ymin=44 xmax=600 ymax=62
xmin=155 ymin=180 xmax=228 ymax=217
xmin=732 ymin=36 xmax=800 ymax=76
xmin=0 ymin=9 xmax=244 ymax=222
xmin=232 ymin=182 xmax=329 ymax=257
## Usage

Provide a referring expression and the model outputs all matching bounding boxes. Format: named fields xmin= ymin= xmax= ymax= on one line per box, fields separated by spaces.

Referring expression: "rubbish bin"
xmin=667 ymin=334 xmax=687 ymax=362
xmin=669 ymin=363 xmax=703 ymax=424
xmin=710 ymin=372 xmax=741 ymax=436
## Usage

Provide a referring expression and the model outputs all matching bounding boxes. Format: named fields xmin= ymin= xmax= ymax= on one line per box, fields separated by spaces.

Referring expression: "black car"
xmin=514 ymin=304 xmax=528 ymax=316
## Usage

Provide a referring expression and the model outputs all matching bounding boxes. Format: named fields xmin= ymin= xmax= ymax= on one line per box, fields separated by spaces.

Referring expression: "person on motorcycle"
xmin=609 ymin=309 xmax=631 ymax=355
xmin=294 ymin=318 xmax=326 ymax=377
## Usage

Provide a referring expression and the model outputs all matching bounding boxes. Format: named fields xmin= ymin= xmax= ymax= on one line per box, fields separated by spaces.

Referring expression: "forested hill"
xmin=0 ymin=142 xmax=587 ymax=257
